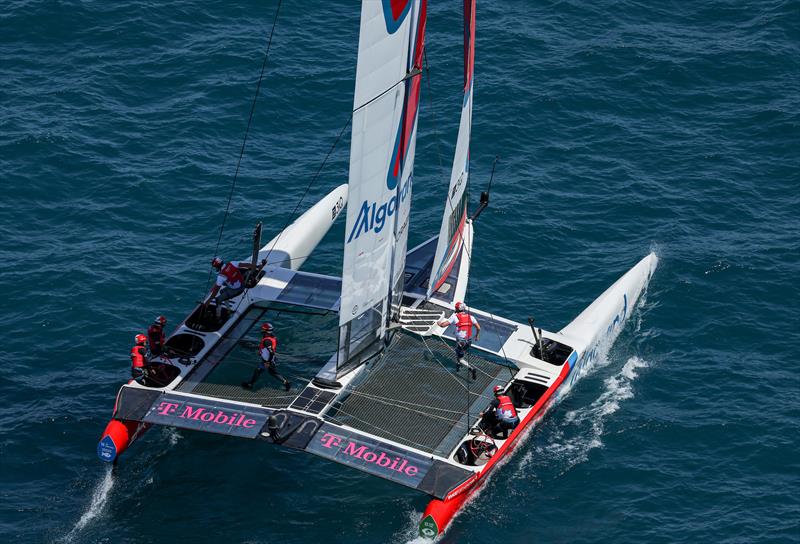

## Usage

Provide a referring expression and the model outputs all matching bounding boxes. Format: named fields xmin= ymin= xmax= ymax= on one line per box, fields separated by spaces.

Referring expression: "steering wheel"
xmin=469 ymin=432 xmax=497 ymax=461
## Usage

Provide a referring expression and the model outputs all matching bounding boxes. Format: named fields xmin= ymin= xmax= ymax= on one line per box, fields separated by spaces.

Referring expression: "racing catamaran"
xmin=98 ymin=1 xmax=658 ymax=538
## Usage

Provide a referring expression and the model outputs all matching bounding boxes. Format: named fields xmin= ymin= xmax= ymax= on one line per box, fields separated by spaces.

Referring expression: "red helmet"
xmin=154 ymin=315 xmax=167 ymax=326
xmin=493 ymin=385 xmax=503 ymax=395
xmin=135 ymin=334 xmax=147 ymax=345
xmin=211 ymin=257 xmax=223 ymax=269
xmin=261 ymin=322 xmax=274 ymax=334
xmin=455 ymin=301 xmax=466 ymax=312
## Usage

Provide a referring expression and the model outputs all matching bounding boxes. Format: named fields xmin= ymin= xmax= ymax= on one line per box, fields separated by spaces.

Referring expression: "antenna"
xmin=538 ymin=327 xmax=546 ymax=362
xmin=527 ymin=317 xmax=547 ymax=362
xmin=246 ymin=222 xmax=262 ymax=287
xmin=527 ymin=317 xmax=539 ymax=343
xmin=470 ymin=156 xmax=498 ymax=221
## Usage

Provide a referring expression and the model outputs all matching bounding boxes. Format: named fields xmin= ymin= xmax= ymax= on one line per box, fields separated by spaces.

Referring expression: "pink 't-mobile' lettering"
xmin=320 ymin=433 xmax=343 ymax=449
xmin=158 ymin=402 xmax=263 ymax=430
xmin=181 ymin=406 xmax=205 ymax=420
xmin=343 ymin=442 xmax=369 ymax=459
xmin=157 ymin=402 xmax=180 ymax=415
xmin=363 ymin=452 xmax=377 ymax=463
xmin=375 ymin=452 xmax=392 ymax=468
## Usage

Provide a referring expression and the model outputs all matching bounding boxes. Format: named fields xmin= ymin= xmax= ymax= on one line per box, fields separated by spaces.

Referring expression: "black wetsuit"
xmin=243 ymin=335 xmax=289 ymax=390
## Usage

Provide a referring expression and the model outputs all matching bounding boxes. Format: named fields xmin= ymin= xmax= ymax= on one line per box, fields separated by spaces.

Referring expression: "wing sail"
xmin=338 ymin=0 xmax=427 ymax=373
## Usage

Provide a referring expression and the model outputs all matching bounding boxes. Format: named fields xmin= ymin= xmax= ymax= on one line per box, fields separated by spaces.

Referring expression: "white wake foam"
xmin=396 ymin=507 xmax=431 ymax=544
xmin=164 ymin=426 xmax=182 ymax=447
xmin=395 ymin=350 xmax=651 ymax=541
xmin=60 ymin=466 xmax=115 ymax=543
xmin=522 ymin=356 xmax=650 ymax=472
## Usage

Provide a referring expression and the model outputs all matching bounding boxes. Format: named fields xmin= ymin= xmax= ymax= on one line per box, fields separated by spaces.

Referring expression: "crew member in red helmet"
xmin=437 ymin=301 xmax=481 ymax=379
xmin=242 ymin=322 xmax=290 ymax=391
xmin=147 ymin=315 xmax=167 ymax=357
xmin=207 ymin=257 xmax=245 ymax=318
xmin=480 ymin=385 xmax=520 ymax=438
xmin=130 ymin=334 xmax=148 ymax=383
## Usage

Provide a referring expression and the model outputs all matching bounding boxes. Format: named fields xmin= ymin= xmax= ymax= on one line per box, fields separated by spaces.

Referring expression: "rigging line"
xmin=418 ymin=333 xmax=472 ymax=392
xmin=347 ymin=391 xmax=480 ymax=416
xmin=485 ymin=154 xmax=498 ymax=194
xmin=216 ymin=112 xmax=351 ymax=321
xmin=339 ymin=393 xmax=465 ymax=425
xmin=208 ymin=0 xmax=284 ymax=290
xmin=348 ymin=386 xmax=490 ymax=412
xmin=353 ymin=67 xmax=422 ymax=114
xmin=259 ymin=114 xmax=352 ymax=267
xmin=433 ymin=334 xmax=496 ymax=380
xmin=431 ymin=325 xmax=511 ymax=374
xmin=327 ymin=406 xmax=457 ymax=453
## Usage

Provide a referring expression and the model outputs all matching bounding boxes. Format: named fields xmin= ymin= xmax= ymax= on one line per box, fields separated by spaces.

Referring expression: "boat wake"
xmin=521 ymin=355 xmax=650 ymax=473
xmin=59 ymin=466 xmax=115 ymax=543
xmin=396 ymin=508 xmax=430 ymax=544
xmin=61 ymin=426 xmax=183 ymax=543
xmin=164 ymin=426 xmax=182 ymax=447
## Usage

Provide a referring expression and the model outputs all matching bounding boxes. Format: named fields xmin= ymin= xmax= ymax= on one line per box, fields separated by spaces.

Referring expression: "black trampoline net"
xmin=178 ymin=305 xmax=338 ymax=409
xmin=324 ymin=331 xmax=512 ymax=457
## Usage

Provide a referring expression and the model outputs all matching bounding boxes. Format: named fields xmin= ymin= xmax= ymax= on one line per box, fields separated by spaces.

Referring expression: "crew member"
xmin=130 ymin=334 xmax=148 ymax=383
xmin=437 ymin=301 xmax=481 ymax=379
xmin=481 ymin=385 xmax=520 ymax=438
xmin=207 ymin=257 xmax=245 ymax=318
xmin=242 ymin=322 xmax=290 ymax=391
xmin=147 ymin=315 xmax=167 ymax=357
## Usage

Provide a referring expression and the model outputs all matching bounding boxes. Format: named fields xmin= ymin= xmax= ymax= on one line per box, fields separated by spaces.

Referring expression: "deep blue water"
xmin=1 ymin=1 xmax=798 ymax=543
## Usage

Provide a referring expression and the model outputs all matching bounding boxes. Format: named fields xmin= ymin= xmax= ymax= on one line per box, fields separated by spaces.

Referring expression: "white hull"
xmin=258 ymin=183 xmax=348 ymax=270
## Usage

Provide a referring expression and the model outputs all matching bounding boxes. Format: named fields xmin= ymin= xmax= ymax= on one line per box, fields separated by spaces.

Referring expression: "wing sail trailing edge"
xmin=427 ymin=0 xmax=475 ymax=300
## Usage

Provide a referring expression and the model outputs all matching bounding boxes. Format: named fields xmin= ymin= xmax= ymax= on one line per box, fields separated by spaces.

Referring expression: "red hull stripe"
xmin=463 ymin=0 xmax=476 ymax=92
xmin=421 ymin=360 xmax=573 ymax=535
xmin=432 ymin=210 xmax=467 ymax=293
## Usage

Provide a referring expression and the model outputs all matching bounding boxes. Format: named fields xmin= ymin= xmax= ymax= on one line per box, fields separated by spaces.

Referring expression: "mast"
xmin=337 ymin=0 xmax=427 ymax=374
xmin=427 ymin=0 xmax=476 ymax=299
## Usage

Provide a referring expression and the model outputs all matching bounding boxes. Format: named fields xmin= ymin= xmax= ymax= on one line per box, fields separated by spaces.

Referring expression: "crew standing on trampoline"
xmin=438 ymin=301 xmax=481 ymax=379
xmin=242 ymin=322 xmax=290 ymax=392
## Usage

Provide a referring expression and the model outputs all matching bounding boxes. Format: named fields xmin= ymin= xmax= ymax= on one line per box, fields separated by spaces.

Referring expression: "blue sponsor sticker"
xmin=97 ymin=435 xmax=117 ymax=462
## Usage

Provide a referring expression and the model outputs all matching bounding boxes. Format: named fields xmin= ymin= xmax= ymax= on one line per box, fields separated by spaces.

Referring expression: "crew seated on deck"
xmin=480 ymin=385 xmax=520 ymax=439
xmin=206 ymin=257 xmax=245 ymax=318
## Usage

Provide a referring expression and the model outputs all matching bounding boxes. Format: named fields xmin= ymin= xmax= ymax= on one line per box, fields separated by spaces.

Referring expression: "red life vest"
xmin=455 ymin=311 xmax=474 ymax=339
xmin=220 ymin=262 xmax=244 ymax=286
xmin=130 ymin=345 xmax=146 ymax=369
xmin=259 ymin=335 xmax=277 ymax=362
xmin=495 ymin=395 xmax=518 ymax=419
